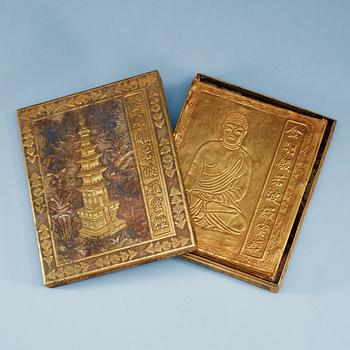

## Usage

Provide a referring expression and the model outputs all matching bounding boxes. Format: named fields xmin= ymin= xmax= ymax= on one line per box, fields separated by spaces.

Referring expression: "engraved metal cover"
xmin=174 ymin=74 xmax=335 ymax=291
xmin=18 ymin=71 xmax=195 ymax=287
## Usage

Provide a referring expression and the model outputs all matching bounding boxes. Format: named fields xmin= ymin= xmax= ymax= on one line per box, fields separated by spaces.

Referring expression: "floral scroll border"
xmin=18 ymin=71 xmax=194 ymax=286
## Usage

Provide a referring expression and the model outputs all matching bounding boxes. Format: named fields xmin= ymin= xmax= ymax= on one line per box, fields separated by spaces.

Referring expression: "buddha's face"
xmin=222 ymin=123 xmax=247 ymax=147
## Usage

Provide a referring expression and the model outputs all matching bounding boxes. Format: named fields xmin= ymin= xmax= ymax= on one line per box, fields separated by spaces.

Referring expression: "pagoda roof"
xmin=77 ymin=164 xmax=107 ymax=177
xmin=79 ymin=181 xmax=106 ymax=191
xmin=79 ymin=142 xmax=98 ymax=151
xmin=77 ymin=151 xmax=102 ymax=163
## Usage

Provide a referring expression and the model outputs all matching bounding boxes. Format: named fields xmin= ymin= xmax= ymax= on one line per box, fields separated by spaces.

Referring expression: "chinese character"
xmin=153 ymin=214 xmax=168 ymax=230
xmin=246 ymin=239 xmax=263 ymax=252
xmin=131 ymin=114 xmax=145 ymax=129
xmin=256 ymin=222 xmax=270 ymax=238
xmin=145 ymin=180 xmax=162 ymax=196
xmin=276 ymin=157 xmax=291 ymax=172
xmin=271 ymin=174 xmax=286 ymax=187
xmin=259 ymin=206 xmax=276 ymax=221
xmin=142 ymin=163 xmax=158 ymax=178
xmin=139 ymin=141 xmax=153 ymax=161
xmin=150 ymin=195 xmax=163 ymax=212
xmin=128 ymin=97 xmax=142 ymax=114
xmin=136 ymin=130 xmax=150 ymax=145
xmin=282 ymin=141 xmax=296 ymax=156
xmin=286 ymin=126 xmax=303 ymax=140
xmin=266 ymin=190 xmax=280 ymax=205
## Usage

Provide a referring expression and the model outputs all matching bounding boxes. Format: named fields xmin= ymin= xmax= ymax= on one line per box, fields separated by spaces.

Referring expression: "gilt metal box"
xmin=18 ymin=71 xmax=196 ymax=287
xmin=174 ymin=74 xmax=335 ymax=291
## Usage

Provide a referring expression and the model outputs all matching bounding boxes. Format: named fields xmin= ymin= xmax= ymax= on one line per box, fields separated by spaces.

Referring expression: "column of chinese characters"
xmin=125 ymin=92 xmax=172 ymax=237
xmin=242 ymin=122 xmax=306 ymax=258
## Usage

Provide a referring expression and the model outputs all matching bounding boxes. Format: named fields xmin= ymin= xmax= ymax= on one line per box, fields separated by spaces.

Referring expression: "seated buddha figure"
xmin=185 ymin=112 xmax=252 ymax=235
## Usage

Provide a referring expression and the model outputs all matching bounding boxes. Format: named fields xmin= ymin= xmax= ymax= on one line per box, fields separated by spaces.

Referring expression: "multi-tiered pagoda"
xmin=77 ymin=115 xmax=126 ymax=240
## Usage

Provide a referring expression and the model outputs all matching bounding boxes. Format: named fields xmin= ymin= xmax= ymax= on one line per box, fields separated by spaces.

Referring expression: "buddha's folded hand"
xmin=192 ymin=190 xmax=209 ymax=200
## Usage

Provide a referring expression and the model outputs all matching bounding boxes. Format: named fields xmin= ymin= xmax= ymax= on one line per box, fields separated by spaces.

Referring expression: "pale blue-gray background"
xmin=0 ymin=1 xmax=349 ymax=349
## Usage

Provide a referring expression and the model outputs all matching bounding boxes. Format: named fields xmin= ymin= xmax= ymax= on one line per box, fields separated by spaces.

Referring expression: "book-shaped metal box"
xmin=18 ymin=71 xmax=195 ymax=287
xmin=174 ymin=74 xmax=335 ymax=291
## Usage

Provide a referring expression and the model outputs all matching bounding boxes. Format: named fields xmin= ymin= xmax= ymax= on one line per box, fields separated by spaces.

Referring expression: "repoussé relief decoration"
xmin=40 ymin=98 xmax=148 ymax=264
xmin=175 ymin=74 xmax=334 ymax=291
xmin=185 ymin=112 xmax=252 ymax=237
xmin=18 ymin=71 xmax=196 ymax=286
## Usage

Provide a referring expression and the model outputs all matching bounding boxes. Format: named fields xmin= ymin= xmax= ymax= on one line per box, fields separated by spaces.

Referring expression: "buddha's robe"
xmin=185 ymin=141 xmax=252 ymax=235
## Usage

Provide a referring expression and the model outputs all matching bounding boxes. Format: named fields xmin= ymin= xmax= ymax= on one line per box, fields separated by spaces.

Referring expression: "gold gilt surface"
xmin=174 ymin=74 xmax=335 ymax=291
xmin=18 ymin=71 xmax=195 ymax=287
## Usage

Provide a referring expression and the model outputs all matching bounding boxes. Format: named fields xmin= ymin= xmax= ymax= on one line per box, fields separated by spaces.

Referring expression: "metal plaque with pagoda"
xmin=18 ymin=71 xmax=196 ymax=287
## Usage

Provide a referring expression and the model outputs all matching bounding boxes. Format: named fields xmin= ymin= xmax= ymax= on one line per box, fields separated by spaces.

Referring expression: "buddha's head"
xmin=221 ymin=111 xmax=249 ymax=148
